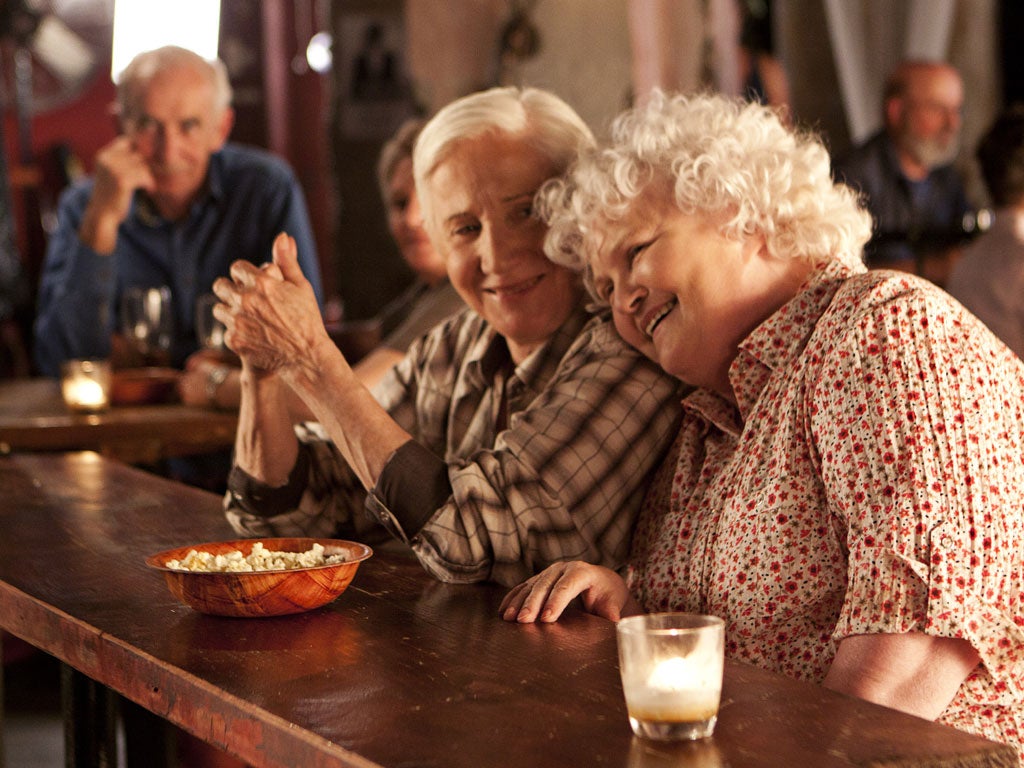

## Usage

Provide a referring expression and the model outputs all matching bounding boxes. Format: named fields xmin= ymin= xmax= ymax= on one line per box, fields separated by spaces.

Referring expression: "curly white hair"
xmin=539 ymin=91 xmax=871 ymax=287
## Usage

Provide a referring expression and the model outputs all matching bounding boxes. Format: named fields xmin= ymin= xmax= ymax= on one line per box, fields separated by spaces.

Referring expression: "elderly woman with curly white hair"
xmin=501 ymin=91 xmax=1024 ymax=757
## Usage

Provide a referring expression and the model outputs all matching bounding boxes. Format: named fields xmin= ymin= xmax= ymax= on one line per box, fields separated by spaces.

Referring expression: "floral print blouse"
xmin=628 ymin=260 xmax=1024 ymax=758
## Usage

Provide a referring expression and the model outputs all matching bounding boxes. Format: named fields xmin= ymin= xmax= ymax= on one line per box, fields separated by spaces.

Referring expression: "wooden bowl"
xmin=146 ymin=538 xmax=373 ymax=617
xmin=111 ymin=367 xmax=180 ymax=405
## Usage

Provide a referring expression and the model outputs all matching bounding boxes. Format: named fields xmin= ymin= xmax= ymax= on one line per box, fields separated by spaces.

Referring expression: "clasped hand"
xmin=212 ymin=232 xmax=330 ymax=376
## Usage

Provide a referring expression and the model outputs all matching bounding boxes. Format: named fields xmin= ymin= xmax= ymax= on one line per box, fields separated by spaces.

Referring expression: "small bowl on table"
xmin=146 ymin=538 xmax=373 ymax=617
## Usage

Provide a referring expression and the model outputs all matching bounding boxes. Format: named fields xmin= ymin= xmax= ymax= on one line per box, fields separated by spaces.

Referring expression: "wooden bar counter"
xmin=0 ymin=378 xmax=237 ymax=464
xmin=0 ymin=452 xmax=1016 ymax=767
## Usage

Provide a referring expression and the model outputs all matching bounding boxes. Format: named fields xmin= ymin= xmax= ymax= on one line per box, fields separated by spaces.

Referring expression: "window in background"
xmin=111 ymin=0 xmax=221 ymax=81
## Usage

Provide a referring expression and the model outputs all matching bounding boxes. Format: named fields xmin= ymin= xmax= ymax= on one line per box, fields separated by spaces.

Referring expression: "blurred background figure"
xmin=947 ymin=104 xmax=1024 ymax=360
xmin=833 ymin=60 xmax=972 ymax=285
xmin=32 ymin=45 xmax=322 ymax=380
xmin=736 ymin=0 xmax=790 ymax=120
xmin=345 ymin=116 xmax=464 ymax=385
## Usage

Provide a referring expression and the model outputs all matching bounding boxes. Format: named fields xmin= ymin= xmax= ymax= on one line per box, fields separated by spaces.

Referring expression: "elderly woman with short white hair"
xmin=502 ymin=91 xmax=1024 ymax=759
xmin=214 ymin=86 xmax=683 ymax=587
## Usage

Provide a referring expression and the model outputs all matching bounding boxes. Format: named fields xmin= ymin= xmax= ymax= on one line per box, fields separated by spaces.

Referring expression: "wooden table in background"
xmin=0 ymin=452 xmax=1017 ymax=768
xmin=0 ymin=378 xmax=237 ymax=464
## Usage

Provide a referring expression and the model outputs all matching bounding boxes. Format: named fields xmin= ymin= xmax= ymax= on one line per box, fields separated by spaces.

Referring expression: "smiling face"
xmin=124 ymin=64 xmax=233 ymax=219
xmin=424 ymin=132 xmax=583 ymax=363
xmin=589 ymin=188 xmax=813 ymax=399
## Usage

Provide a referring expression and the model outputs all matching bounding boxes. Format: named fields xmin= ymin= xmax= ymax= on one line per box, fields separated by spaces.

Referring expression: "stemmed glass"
xmin=195 ymin=293 xmax=227 ymax=351
xmin=120 ymin=286 xmax=173 ymax=366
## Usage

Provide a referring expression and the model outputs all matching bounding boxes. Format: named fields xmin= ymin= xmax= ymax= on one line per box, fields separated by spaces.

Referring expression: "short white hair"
xmin=118 ymin=46 xmax=232 ymax=121
xmin=540 ymin=91 xmax=872 ymax=283
xmin=413 ymin=86 xmax=594 ymax=228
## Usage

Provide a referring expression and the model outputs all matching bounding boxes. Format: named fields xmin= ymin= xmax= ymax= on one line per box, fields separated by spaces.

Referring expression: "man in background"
xmin=947 ymin=105 xmax=1024 ymax=360
xmin=834 ymin=60 xmax=971 ymax=285
xmin=33 ymin=45 xmax=323 ymax=384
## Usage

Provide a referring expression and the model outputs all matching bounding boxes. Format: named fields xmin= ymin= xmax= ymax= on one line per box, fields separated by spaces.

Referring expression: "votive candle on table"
xmin=616 ymin=613 xmax=725 ymax=741
xmin=60 ymin=359 xmax=112 ymax=413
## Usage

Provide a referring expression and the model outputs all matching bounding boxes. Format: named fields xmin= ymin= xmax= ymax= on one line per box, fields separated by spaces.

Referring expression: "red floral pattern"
xmin=628 ymin=261 xmax=1024 ymax=759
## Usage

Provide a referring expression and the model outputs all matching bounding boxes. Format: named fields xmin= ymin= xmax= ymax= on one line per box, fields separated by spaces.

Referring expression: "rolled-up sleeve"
xmin=224 ymin=422 xmax=378 ymax=540
xmin=819 ymin=288 xmax=1024 ymax=706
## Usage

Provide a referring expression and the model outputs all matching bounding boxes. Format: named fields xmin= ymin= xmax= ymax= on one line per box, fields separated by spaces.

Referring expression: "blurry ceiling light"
xmin=111 ymin=0 xmax=221 ymax=82
xmin=306 ymin=31 xmax=332 ymax=74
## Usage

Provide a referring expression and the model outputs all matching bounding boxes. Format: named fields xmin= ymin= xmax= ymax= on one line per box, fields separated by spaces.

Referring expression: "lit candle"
xmin=630 ymin=655 xmax=721 ymax=723
xmin=60 ymin=360 xmax=112 ymax=413
xmin=617 ymin=613 xmax=724 ymax=741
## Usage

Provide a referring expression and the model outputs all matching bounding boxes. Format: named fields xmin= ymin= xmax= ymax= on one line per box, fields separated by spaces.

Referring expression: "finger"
xmin=211 ymin=276 xmax=234 ymax=302
xmin=528 ymin=563 xmax=599 ymax=623
xmin=504 ymin=567 xmax=566 ymax=623
xmin=229 ymin=259 xmax=262 ymax=288
xmin=498 ymin=583 xmax=529 ymax=619
xmin=260 ymin=262 xmax=285 ymax=281
xmin=528 ymin=571 xmax=581 ymax=623
xmin=272 ymin=232 xmax=307 ymax=285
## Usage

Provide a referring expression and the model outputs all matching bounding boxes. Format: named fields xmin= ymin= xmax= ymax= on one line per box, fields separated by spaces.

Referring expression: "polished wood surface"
xmin=0 ymin=378 xmax=237 ymax=463
xmin=0 ymin=453 xmax=1016 ymax=768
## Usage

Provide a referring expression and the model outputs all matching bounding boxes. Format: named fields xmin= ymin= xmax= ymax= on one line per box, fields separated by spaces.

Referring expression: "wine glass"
xmin=120 ymin=286 xmax=173 ymax=366
xmin=195 ymin=293 xmax=227 ymax=351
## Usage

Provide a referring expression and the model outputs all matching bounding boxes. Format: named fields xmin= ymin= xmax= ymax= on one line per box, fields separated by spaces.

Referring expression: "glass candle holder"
xmin=617 ymin=613 xmax=725 ymax=742
xmin=60 ymin=359 xmax=112 ymax=413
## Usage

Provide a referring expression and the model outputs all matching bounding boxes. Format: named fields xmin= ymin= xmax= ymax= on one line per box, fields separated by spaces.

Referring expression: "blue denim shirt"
xmin=33 ymin=143 xmax=323 ymax=376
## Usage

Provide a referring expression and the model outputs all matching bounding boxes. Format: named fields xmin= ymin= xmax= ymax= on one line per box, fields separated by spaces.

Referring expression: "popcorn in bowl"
xmin=146 ymin=538 xmax=373 ymax=617
xmin=166 ymin=542 xmax=349 ymax=572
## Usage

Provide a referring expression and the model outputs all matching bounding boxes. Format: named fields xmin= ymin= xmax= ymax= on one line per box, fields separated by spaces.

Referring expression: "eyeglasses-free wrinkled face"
xmin=424 ymin=132 xmax=583 ymax=364
xmin=124 ymin=65 xmax=232 ymax=213
xmin=589 ymin=191 xmax=802 ymax=398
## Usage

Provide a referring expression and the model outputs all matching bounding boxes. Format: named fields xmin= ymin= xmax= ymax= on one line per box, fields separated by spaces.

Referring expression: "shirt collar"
xmin=732 ymin=259 xmax=861 ymax=417
xmin=469 ymin=303 xmax=593 ymax=390
xmin=682 ymin=259 xmax=864 ymax=432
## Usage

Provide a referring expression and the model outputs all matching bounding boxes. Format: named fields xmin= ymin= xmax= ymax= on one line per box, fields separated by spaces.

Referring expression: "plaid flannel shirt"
xmin=226 ymin=305 xmax=683 ymax=586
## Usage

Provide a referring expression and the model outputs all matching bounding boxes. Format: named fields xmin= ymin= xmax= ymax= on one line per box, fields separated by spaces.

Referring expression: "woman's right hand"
xmin=499 ymin=561 xmax=641 ymax=624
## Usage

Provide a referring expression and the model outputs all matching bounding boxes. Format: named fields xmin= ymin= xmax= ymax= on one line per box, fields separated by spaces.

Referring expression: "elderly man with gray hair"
xmin=34 ymin=45 xmax=322 ymax=383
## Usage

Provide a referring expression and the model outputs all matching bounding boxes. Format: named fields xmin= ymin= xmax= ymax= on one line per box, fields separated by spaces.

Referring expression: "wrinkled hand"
xmin=213 ymin=232 xmax=331 ymax=377
xmin=80 ymin=137 xmax=156 ymax=253
xmin=498 ymin=561 xmax=640 ymax=624
xmin=91 ymin=137 xmax=155 ymax=222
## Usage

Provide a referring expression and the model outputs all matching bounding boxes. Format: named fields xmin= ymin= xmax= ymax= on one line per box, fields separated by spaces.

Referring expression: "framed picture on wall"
xmin=337 ymin=10 xmax=418 ymax=139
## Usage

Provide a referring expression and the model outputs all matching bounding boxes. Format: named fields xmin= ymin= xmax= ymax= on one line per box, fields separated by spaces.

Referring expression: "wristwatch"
xmin=205 ymin=365 xmax=231 ymax=405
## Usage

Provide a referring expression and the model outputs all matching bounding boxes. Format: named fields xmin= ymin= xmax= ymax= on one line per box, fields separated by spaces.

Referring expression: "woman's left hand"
xmin=499 ymin=561 xmax=641 ymax=623
xmin=213 ymin=232 xmax=334 ymax=377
